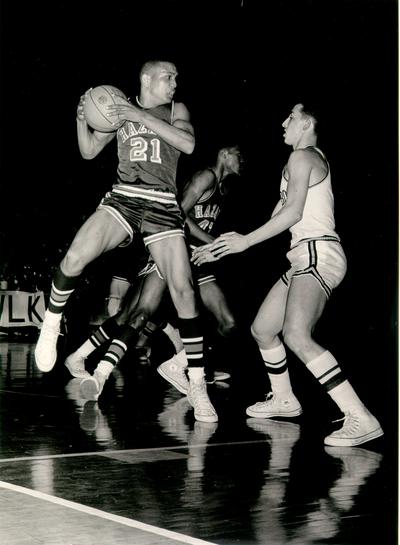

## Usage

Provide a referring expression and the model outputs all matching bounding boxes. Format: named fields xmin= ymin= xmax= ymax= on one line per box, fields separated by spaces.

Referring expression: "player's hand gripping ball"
xmin=83 ymin=85 xmax=127 ymax=132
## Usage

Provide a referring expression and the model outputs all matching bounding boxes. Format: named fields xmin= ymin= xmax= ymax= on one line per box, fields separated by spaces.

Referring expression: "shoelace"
xmin=191 ymin=383 xmax=214 ymax=413
xmin=261 ymin=392 xmax=276 ymax=405
xmin=332 ymin=412 xmax=360 ymax=435
xmin=41 ymin=322 xmax=60 ymax=340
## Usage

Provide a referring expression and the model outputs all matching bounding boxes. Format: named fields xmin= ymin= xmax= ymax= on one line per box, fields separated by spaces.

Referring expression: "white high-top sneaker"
xmin=65 ymin=352 xmax=90 ymax=379
xmin=157 ymin=351 xmax=189 ymax=394
xmin=246 ymin=391 xmax=302 ymax=418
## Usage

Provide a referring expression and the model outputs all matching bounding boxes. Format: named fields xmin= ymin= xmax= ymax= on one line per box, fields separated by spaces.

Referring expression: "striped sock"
xmin=307 ymin=351 xmax=365 ymax=412
xmin=136 ymin=321 xmax=158 ymax=348
xmin=77 ymin=317 xmax=121 ymax=358
xmin=48 ymin=268 xmax=79 ymax=314
xmin=260 ymin=343 xmax=292 ymax=394
xmin=306 ymin=350 xmax=345 ymax=392
xmin=177 ymin=317 xmax=203 ymax=368
xmin=100 ymin=325 xmax=138 ymax=369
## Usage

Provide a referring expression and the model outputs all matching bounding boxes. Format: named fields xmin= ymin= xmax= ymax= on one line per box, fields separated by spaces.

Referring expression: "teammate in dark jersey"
xmin=35 ymin=60 xmax=217 ymax=423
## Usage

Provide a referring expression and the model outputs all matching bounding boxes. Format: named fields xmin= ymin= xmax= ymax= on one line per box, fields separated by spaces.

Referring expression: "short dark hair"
xmin=298 ymin=102 xmax=321 ymax=135
xmin=140 ymin=60 xmax=173 ymax=79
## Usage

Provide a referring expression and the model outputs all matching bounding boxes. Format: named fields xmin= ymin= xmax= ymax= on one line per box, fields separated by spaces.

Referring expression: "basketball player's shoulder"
xmin=190 ymin=168 xmax=215 ymax=192
xmin=172 ymin=101 xmax=191 ymax=121
xmin=288 ymin=148 xmax=313 ymax=165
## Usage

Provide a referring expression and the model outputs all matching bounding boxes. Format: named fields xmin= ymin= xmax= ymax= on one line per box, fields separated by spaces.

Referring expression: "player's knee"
xmin=61 ymin=249 xmax=88 ymax=276
xmin=250 ymin=320 xmax=270 ymax=345
xmin=282 ymin=323 xmax=310 ymax=356
xmin=218 ymin=318 xmax=236 ymax=337
xmin=128 ymin=309 xmax=150 ymax=331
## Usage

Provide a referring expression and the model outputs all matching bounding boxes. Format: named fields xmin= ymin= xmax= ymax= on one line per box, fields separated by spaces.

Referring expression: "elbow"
xmin=183 ymin=136 xmax=195 ymax=155
xmin=79 ymin=147 xmax=97 ymax=160
xmin=292 ymin=211 xmax=303 ymax=225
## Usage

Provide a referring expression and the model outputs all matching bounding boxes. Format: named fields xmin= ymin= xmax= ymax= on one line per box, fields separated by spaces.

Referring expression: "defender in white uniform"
xmin=193 ymin=103 xmax=383 ymax=447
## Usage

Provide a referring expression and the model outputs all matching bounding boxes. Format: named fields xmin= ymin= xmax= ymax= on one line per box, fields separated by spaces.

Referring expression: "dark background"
xmin=0 ymin=0 xmax=398 ymax=408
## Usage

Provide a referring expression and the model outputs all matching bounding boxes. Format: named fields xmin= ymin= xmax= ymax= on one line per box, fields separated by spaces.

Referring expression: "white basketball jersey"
xmin=280 ymin=147 xmax=338 ymax=247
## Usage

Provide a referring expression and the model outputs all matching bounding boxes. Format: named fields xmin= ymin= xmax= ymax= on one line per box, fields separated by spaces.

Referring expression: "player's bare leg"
xmin=150 ymin=236 xmax=217 ymax=422
xmin=247 ymin=279 xmax=302 ymax=418
xmin=35 ymin=210 xmax=128 ymax=372
xmin=283 ymin=275 xmax=383 ymax=447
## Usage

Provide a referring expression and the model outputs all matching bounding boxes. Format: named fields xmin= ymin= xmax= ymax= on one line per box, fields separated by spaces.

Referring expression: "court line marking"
xmin=0 ymin=479 xmax=218 ymax=545
xmin=0 ymin=439 xmax=268 ymax=464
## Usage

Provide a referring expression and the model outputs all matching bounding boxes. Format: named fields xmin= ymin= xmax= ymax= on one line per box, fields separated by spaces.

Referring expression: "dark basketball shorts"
xmin=98 ymin=187 xmax=185 ymax=247
xmin=281 ymin=238 xmax=347 ymax=298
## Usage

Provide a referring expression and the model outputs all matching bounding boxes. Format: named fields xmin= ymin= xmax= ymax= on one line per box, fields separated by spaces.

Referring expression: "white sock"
xmin=76 ymin=339 xmax=96 ymax=358
xmin=96 ymin=361 xmax=114 ymax=378
xmin=328 ymin=380 xmax=366 ymax=414
xmin=260 ymin=344 xmax=292 ymax=395
xmin=44 ymin=310 xmax=62 ymax=326
xmin=306 ymin=351 xmax=365 ymax=414
xmin=188 ymin=367 xmax=205 ymax=383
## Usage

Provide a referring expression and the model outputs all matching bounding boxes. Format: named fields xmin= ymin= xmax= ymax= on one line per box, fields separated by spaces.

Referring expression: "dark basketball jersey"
xmin=115 ymin=102 xmax=181 ymax=195
xmin=189 ymin=169 xmax=224 ymax=246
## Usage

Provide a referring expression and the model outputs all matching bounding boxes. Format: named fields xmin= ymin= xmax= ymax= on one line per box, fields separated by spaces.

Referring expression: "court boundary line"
xmin=0 ymin=439 xmax=269 ymax=464
xmin=0 ymin=480 xmax=218 ymax=545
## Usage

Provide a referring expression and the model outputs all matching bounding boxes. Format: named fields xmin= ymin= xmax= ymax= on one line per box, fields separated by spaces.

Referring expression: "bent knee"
xmin=62 ymin=250 xmax=89 ymax=277
xmin=218 ymin=319 xmax=236 ymax=337
xmin=127 ymin=310 xmax=150 ymax=331
xmin=282 ymin=323 xmax=312 ymax=355
xmin=250 ymin=321 xmax=270 ymax=345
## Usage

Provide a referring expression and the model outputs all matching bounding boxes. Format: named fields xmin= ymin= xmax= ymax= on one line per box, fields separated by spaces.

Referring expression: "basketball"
xmin=84 ymin=85 xmax=128 ymax=132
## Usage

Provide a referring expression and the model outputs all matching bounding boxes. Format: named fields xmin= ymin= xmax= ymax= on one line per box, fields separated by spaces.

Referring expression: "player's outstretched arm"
xmin=193 ymin=150 xmax=312 ymax=262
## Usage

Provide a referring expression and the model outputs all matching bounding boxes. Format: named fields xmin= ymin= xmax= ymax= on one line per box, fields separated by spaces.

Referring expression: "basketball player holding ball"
xmin=35 ymin=60 xmax=218 ymax=423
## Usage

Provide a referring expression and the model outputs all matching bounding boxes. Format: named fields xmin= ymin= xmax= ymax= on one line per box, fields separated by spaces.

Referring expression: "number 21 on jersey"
xmin=130 ymin=136 xmax=161 ymax=164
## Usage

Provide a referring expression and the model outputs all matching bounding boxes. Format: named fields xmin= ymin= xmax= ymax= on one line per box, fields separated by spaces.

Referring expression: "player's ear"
xmin=302 ymin=117 xmax=312 ymax=131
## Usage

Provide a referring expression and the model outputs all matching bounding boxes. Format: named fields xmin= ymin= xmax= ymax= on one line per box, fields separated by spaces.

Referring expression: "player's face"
xmin=225 ymin=148 xmax=243 ymax=175
xmin=149 ymin=63 xmax=178 ymax=104
xmin=282 ymin=104 xmax=306 ymax=146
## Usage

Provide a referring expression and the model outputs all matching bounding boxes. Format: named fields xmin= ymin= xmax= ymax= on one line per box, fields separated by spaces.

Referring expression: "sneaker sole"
xmin=80 ymin=378 xmax=100 ymax=401
xmin=246 ymin=407 xmax=303 ymax=418
xmin=194 ymin=412 xmax=218 ymax=423
xmin=324 ymin=426 xmax=384 ymax=447
xmin=157 ymin=365 xmax=188 ymax=395
xmin=65 ymin=361 xmax=90 ymax=379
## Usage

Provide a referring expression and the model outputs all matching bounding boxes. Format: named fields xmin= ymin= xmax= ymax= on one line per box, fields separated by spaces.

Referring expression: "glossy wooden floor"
xmin=0 ymin=331 xmax=396 ymax=545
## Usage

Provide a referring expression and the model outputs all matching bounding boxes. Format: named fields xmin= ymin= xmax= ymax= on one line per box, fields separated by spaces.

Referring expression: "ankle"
xmin=188 ymin=367 xmax=205 ymax=383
